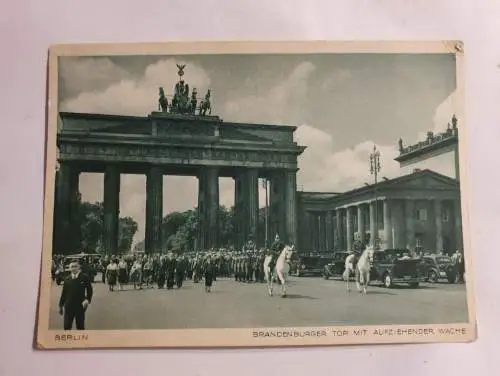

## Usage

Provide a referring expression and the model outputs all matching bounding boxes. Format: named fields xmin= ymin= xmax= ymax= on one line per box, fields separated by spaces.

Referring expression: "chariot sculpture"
xmin=157 ymin=64 xmax=212 ymax=116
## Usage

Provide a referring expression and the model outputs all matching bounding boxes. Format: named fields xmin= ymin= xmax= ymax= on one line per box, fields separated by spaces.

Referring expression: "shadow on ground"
xmin=283 ymin=294 xmax=319 ymax=300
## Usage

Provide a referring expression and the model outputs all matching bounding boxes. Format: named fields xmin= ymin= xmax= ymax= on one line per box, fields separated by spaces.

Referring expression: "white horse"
xmin=355 ymin=246 xmax=375 ymax=294
xmin=343 ymin=253 xmax=357 ymax=292
xmin=264 ymin=245 xmax=295 ymax=297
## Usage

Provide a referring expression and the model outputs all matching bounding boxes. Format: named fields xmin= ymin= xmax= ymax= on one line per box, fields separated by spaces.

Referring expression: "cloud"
xmin=296 ymin=124 xmax=401 ymax=192
xmin=223 ymin=61 xmax=316 ymax=124
xmin=407 ymin=90 xmax=457 ymax=178
xmin=61 ymin=59 xmax=211 ymax=116
xmin=60 ymin=57 xmax=133 ymax=99
xmin=416 ymin=90 xmax=458 ymax=140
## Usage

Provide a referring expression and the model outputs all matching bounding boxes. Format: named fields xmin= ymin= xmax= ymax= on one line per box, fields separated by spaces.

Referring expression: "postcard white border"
xmin=36 ymin=41 xmax=475 ymax=349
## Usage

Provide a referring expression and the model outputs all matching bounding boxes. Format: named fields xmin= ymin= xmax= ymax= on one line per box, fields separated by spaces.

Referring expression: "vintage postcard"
xmin=36 ymin=41 xmax=476 ymax=349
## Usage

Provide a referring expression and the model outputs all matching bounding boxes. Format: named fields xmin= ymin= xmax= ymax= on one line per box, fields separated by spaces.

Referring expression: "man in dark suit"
xmin=58 ymin=259 xmax=93 ymax=330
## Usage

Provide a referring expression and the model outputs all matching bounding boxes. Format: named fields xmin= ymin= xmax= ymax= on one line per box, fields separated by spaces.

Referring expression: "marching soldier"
xmin=176 ymin=255 xmax=187 ymax=288
xmin=166 ymin=253 xmax=177 ymax=289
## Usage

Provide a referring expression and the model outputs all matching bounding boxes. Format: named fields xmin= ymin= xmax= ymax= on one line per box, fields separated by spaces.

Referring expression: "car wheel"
xmin=428 ymin=270 xmax=438 ymax=283
xmin=384 ymin=273 xmax=392 ymax=288
xmin=409 ymin=282 xmax=419 ymax=288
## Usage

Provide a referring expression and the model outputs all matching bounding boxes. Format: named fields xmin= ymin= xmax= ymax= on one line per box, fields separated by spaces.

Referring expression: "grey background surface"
xmin=0 ymin=0 xmax=498 ymax=375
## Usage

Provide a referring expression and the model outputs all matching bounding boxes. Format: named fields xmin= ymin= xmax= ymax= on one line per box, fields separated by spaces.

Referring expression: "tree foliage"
xmin=76 ymin=197 xmax=138 ymax=254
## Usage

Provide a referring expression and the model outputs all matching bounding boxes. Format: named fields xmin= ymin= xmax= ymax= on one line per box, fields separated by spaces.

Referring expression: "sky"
xmin=58 ymin=53 xmax=458 ymax=245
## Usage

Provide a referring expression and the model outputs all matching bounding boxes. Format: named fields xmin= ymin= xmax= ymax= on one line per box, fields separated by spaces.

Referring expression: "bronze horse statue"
xmin=198 ymin=89 xmax=212 ymax=116
xmin=158 ymin=87 xmax=168 ymax=112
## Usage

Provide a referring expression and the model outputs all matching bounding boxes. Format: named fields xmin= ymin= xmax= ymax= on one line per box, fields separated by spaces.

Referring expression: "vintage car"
xmin=421 ymin=254 xmax=456 ymax=283
xmin=323 ymin=251 xmax=350 ymax=279
xmin=370 ymin=249 xmax=423 ymax=288
xmin=293 ymin=254 xmax=334 ymax=277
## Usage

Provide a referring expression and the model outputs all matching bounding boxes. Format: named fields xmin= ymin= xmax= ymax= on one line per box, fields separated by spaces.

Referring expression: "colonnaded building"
xmin=297 ymin=168 xmax=462 ymax=255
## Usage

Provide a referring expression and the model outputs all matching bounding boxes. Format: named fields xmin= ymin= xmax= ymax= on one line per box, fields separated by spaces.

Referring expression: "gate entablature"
xmin=57 ymin=112 xmax=305 ymax=171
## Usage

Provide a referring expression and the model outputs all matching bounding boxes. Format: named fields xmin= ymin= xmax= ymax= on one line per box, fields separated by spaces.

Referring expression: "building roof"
xmin=301 ymin=169 xmax=458 ymax=205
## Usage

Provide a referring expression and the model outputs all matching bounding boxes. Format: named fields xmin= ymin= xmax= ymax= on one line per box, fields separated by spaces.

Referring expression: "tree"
xmin=218 ymin=205 xmax=234 ymax=247
xmin=78 ymin=201 xmax=104 ymax=253
xmin=76 ymin=200 xmax=138 ymax=254
xmin=118 ymin=216 xmax=138 ymax=253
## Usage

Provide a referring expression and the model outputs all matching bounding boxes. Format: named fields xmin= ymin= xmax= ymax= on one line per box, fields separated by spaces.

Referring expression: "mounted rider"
xmin=268 ymin=233 xmax=283 ymax=273
xmin=347 ymin=239 xmax=365 ymax=270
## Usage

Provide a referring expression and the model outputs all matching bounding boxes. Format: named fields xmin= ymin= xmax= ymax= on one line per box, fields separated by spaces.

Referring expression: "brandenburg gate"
xmin=53 ymin=65 xmax=306 ymax=254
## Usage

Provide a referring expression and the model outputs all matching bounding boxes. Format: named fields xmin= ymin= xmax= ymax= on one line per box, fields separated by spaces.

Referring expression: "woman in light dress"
xmin=106 ymin=259 xmax=119 ymax=292
xmin=130 ymin=259 xmax=143 ymax=289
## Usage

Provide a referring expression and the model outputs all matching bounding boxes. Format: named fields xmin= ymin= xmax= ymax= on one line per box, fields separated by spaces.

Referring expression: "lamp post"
xmin=369 ymin=145 xmax=382 ymax=248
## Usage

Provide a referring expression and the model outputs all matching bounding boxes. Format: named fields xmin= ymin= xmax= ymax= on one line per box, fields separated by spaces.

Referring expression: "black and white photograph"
xmin=36 ymin=41 xmax=475 ymax=349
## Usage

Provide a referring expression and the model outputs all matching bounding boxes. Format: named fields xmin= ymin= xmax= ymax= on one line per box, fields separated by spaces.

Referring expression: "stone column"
xmin=313 ymin=213 xmax=320 ymax=250
xmin=317 ymin=214 xmax=324 ymax=251
xmin=245 ymin=168 xmax=259 ymax=244
xmin=55 ymin=163 xmax=80 ymax=254
xmin=269 ymin=171 xmax=286 ymax=240
xmin=233 ymin=173 xmax=244 ymax=250
xmin=357 ymin=205 xmax=365 ymax=244
xmin=346 ymin=207 xmax=353 ymax=251
xmin=103 ymin=165 xmax=120 ymax=255
xmin=205 ymin=167 xmax=219 ymax=249
xmin=145 ymin=166 xmax=163 ymax=254
xmin=369 ymin=201 xmax=376 ymax=246
xmin=335 ymin=209 xmax=343 ymax=251
xmin=326 ymin=210 xmax=333 ymax=251
xmin=198 ymin=172 xmax=207 ymax=251
xmin=454 ymin=198 xmax=463 ymax=251
xmin=434 ymin=199 xmax=443 ymax=252
xmin=383 ymin=199 xmax=393 ymax=249
xmin=284 ymin=170 xmax=298 ymax=244
xmin=306 ymin=212 xmax=313 ymax=251
xmin=405 ymin=199 xmax=415 ymax=252
xmin=68 ymin=169 xmax=81 ymax=252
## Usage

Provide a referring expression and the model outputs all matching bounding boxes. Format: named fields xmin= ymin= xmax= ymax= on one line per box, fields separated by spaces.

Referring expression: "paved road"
xmin=49 ymin=275 xmax=469 ymax=330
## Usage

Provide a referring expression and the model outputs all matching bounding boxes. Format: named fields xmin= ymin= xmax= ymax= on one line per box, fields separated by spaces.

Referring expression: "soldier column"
xmin=145 ymin=166 xmax=163 ymax=254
